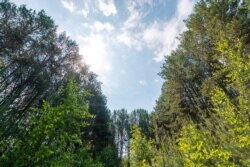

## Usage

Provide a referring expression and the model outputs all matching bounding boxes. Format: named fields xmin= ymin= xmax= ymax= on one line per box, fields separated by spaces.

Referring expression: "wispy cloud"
xmin=80 ymin=1 xmax=90 ymax=17
xmin=142 ymin=20 xmax=182 ymax=62
xmin=117 ymin=31 xmax=141 ymax=50
xmin=60 ymin=0 xmax=76 ymax=13
xmin=142 ymin=0 xmax=195 ymax=62
xmin=122 ymin=0 xmax=156 ymax=30
xmin=98 ymin=0 xmax=117 ymax=16
xmin=123 ymin=1 xmax=142 ymax=30
xmin=117 ymin=1 xmax=146 ymax=50
xmin=117 ymin=32 xmax=133 ymax=47
xmin=117 ymin=0 xmax=195 ymax=62
xmin=93 ymin=21 xmax=114 ymax=32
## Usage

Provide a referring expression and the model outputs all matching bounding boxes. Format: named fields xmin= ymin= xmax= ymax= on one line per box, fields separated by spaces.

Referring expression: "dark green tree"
xmin=83 ymin=72 xmax=119 ymax=167
xmin=0 ymin=1 xmax=88 ymax=141
xmin=112 ymin=109 xmax=130 ymax=159
xmin=130 ymin=109 xmax=150 ymax=137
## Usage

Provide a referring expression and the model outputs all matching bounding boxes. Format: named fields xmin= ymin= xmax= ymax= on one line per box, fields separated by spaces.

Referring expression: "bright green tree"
xmin=178 ymin=34 xmax=250 ymax=167
xmin=130 ymin=125 xmax=153 ymax=167
xmin=0 ymin=79 xmax=102 ymax=166
xmin=178 ymin=124 xmax=234 ymax=167
xmin=153 ymin=0 xmax=250 ymax=166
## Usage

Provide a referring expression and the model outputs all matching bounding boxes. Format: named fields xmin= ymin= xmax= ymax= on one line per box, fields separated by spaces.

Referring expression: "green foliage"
xmin=130 ymin=125 xmax=153 ymax=167
xmin=210 ymin=39 xmax=250 ymax=166
xmin=1 ymin=79 xmax=103 ymax=166
xmin=178 ymin=125 xmax=234 ymax=167
xmin=112 ymin=109 xmax=130 ymax=158
xmin=0 ymin=1 xmax=120 ymax=166
xmin=1 ymin=0 xmax=250 ymax=166
xmin=83 ymin=73 xmax=114 ymax=158
xmin=152 ymin=0 xmax=250 ymax=166
xmin=0 ymin=0 xmax=89 ymax=141
xmin=97 ymin=145 xmax=121 ymax=167
xmin=130 ymin=109 xmax=151 ymax=137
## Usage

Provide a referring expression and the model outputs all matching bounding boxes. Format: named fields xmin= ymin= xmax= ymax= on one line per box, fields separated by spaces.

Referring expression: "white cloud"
xmin=81 ymin=1 xmax=90 ymax=17
xmin=98 ymin=0 xmax=117 ymax=16
xmin=123 ymin=0 xmax=157 ymax=30
xmin=93 ymin=21 xmax=114 ymax=32
xmin=78 ymin=34 xmax=111 ymax=80
xmin=117 ymin=32 xmax=134 ymax=47
xmin=117 ymin=31 xmax=141 ymax=50
xmin=123 ymin=1 xmax=141 ymax=30
xmin=117 ymin=1 xmax=145 ymax=50
xmin=142 ymin=20 xmax=181 ymax=62
xmin=139 ymin=80 xmax=147 ymax=86
xmin=117 ymin=0 xmax=194 ymax=61
xmin=142 ymin=0 xmax=195 ymax=62
xmin=177 ymin=0 xmax=194 ymax=18
xmin=60 ymin=0 xmax=76 ymax=13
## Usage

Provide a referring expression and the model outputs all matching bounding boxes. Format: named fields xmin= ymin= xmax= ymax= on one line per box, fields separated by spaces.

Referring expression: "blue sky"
xmin=11 ymin=0 xmax=195 ymax=112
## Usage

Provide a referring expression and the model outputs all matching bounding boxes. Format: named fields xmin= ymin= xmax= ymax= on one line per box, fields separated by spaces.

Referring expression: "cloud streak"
xmin=98 ymin=0 xmax=117 ymax=16
xmin=81 ymin=1 xmax=90 ymax=17
xmin=93 ymin=21 xmax=114 ymax=32
xmin=117 ymin=31 xmax=141 ymax=50
xmin=117 ymin=0 xmax=195 ymax=62
xmin=117 ymin=0 xmax=149 ymax=50
xmin=142 ymin=0 xmax=195 ymax=62
xmin=123 ymin=1 xmax=142 ymax=30
xmin=60 ymin=0 xmax=76 ymax=13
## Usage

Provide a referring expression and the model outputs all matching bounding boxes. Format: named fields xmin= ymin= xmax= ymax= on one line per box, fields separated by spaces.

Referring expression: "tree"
xmin=0 ymin=1 xmax=120 ymax=166
xmin=208 ymin=39 xmax=250 ymax=166
xmin=0 ymin=79 xmax=102 ymax=166
xmin=112 ymin=109 xmax=130 ymax=159
xmin=83 ymin=73 xmax=114 ymax=159
xmin=0 ymin=1 xmax=88 ymax=141
xmin=97 ymin=145 xmax=121 ymax=167
xmin=178 ymin=124 xmax=234 ymax=167
xmin=153 ymin=0 xmax=250 ymax=166
xmin=130 ymin=109 xmax=151 ymax=137
xmin=129 ymin=125 xmax=153 ymax=167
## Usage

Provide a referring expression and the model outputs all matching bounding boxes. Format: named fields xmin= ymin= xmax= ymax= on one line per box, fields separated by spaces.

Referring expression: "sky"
xmin=11 ymin=0 xmax=196 ymax=112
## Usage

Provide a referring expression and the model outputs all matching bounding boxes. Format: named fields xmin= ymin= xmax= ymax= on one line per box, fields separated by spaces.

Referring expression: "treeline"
xmin=0 ymin=1 xmax=119 ymax=166
xmin=125 ymin=0 xmax=250 ymax=166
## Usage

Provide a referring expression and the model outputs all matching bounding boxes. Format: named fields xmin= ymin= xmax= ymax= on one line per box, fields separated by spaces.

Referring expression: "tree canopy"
xmin=1 ymin=0 xmax=250 ymax=166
